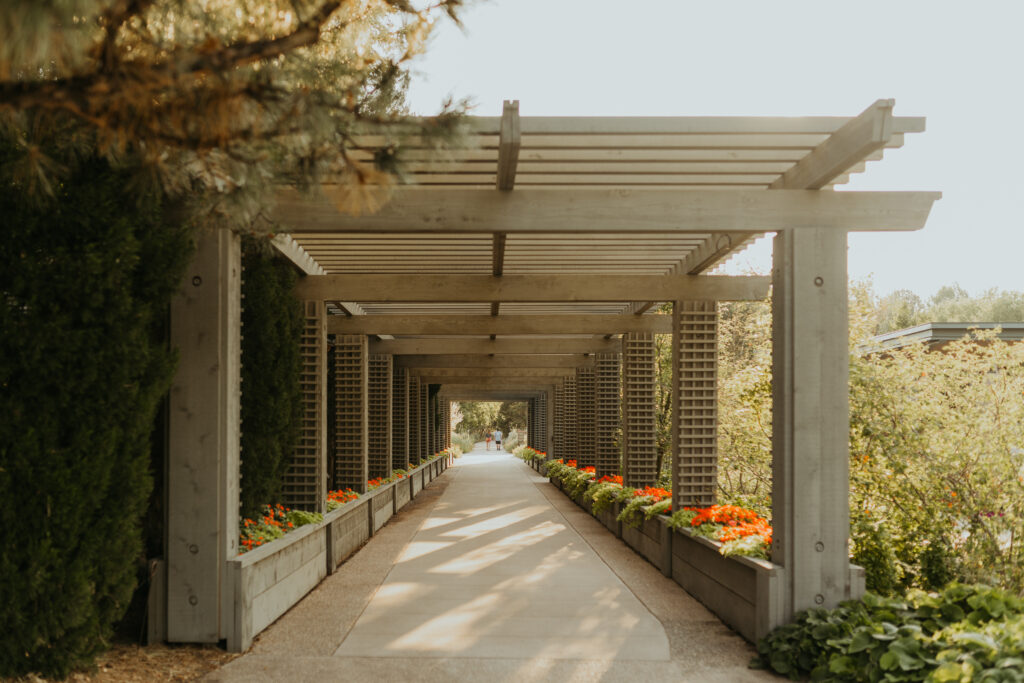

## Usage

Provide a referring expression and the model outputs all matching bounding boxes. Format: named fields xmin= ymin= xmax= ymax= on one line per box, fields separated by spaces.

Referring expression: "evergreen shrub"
xmin=239 ymin=238 xmax=303 ymax=520
xmin=0 ymin=151 xmax=193 ymax=677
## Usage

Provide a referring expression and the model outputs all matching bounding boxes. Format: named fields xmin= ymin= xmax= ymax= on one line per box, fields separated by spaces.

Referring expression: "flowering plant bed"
xmin=540 ymin=457 xmax=786 ymax=642
xmin=224 ymin=455 xmax=453 ymax=652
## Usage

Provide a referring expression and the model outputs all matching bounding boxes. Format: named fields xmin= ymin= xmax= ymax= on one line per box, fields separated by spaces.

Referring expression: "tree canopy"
xmin=0 ymin=0 xmax=466 ymax=225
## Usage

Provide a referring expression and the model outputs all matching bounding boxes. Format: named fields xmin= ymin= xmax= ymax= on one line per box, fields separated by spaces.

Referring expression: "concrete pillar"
xmin=392 ymin=365 xmax=409 ymax=470
xmin=167 ymin=228 xmax=240 ymax=643
xmin=367 ymin=354 xmax=392 ymax=479
xmin=622 ymin=332 xmax=658 ymax=487
xmin=332 ymin=334 xmax=368 ymax=493
xmin=771 ymin=228 xmax=859 ymax=618
xmin=595 ymin=352 xmax=621 ymax=478
xmin=671 ymin=301 xmax=718 ymax=508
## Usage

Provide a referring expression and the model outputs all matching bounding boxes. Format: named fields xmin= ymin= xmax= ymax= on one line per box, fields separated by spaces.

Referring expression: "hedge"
xmin=0 ymin=149 xmax=193 ymax=677
xmin=239 ymin=237 xmax=303 ymax=520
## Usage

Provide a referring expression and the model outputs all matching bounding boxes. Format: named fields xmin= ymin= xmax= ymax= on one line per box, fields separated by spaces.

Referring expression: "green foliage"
xmin=617 ymin=493 xmax=652 ymax=529
xmin=755 ymin=584 xmax=1024 ymax=682
xmin=451 ymin=432 xmax=476 ymax=454
xmin=876 ymin=284 xmax=1024 ymax=334
xmin=0 ymin=147 xmax=193 ymax=677
xmin=239 ymin=237 xmax=303 ymax=520
xmin=585 ymin=481 xmax=626 ymax=515
xmin=851 ymin=516 xmax=903 ymax=596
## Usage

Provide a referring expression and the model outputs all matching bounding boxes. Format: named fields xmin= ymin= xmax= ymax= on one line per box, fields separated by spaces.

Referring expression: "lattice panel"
xmin=407 ymin=375 xmax=420 ymax=462
xmin=553 ymin=384 xmax=565 ymax=460
xmin=563 ymin=376 xmax=578 ymax=463
xmin=281 ymin=300 xmax=326 ymax=511
xmin=392 ymin=366 xmax=408 ymax=470
xmin=333 ymin=334 xmax=367 ymax=492
xmin=538 ymin=393 xmax=549 ymax=453
xmin=576 ymin=367 xmax=596 ymax=467
xmin=595 ymin=353 xmax=621 ymax=478
xmin=622 ymin=332 xmax=658 ymax=487
xmin=367 ymin=354 xmax=392 ymax=479
xmin=419 ymin=382 xmax=429 ymax=459
xmin=673 ymin=300 xmax=718 ymax=508
xmin=441 ymin=400 xmax=451 ymax=448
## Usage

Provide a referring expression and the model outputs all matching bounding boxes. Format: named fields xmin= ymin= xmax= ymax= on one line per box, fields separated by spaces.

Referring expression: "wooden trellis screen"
xmin=621 ymin=332 xmax=658 ymax=487
xmin=563 ymin=376 xmax=578 ymax=463
xmin=672 ymin=300 xmax=718 ymax=508
xmin=392 ymin=366 xmax=408 ymax=470
xmin=407 ymin=375 xmax=420 ymax=463
xmin=576 ymin=367 xmax=596 ymax=468
xmin=332 ymin=334 xmax=368 ymax=493
xmin=537 ymin=393 xmax=548 ymax=453
xmin=419 ymin=382 xmax=429 ymax=459
xmin=281 ymin=300 xmax=326 ymax=511
xmin=553 ymin=384 xmax=565 ymax=460
xmin=367 ymin=354 xmax=392 ymax=479
xmin=595 ymin=352 xmax=621 ymax=478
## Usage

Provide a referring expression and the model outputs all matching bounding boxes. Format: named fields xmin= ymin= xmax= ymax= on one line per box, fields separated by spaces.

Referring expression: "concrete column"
xmin=553 ymin=383 xmax=565 ymax=460
xmin=771 ymin=228 xmax=858 ymax=618
xmin=332 ymin=335 xmax=368 ymax=493
xmin=367 ymin=354 xmax=392 ymax=478
xmin=671 ymin=301 xmax=718 ymax=508
xmin=595 ymin=352 xmax=621 ymax=479
xmin=168 ymin=228 xmax=240 ymax=643
xmin=622 ymin=332 xmax=658 ymax=487
xmin=392 ymin=365 xmax=409 ymax=470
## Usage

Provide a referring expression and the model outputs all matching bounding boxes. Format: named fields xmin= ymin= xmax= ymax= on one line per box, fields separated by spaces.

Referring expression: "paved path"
xmin=210 ymin=444 xmax=771 ymax=682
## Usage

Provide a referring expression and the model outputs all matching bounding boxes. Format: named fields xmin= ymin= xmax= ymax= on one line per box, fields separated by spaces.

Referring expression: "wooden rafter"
xmin=369 ymin=338 xmax=620 ymax=355
xmin=295 ymin=274 xmax=769 ymax=302
xmin=327 ymin=314 xmax=672 ymax=335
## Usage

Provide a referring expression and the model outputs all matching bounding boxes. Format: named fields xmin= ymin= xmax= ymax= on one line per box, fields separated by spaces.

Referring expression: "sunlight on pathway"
xmin=333 ymin=447 xmax=670 ymax=661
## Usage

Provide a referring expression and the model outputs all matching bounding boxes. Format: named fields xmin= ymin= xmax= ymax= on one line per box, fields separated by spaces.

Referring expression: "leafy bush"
xmin=452 ymin=432 xmax=475 ymax=454
xmin=503 ymin=429 xmax=521 ymax=451
xmin=239 ymin=504 xmax=324 ymax=553
xmin=239 ymin=237 xmax=303 ymax=520
xmin=0 ymin=151 xmax=193 ymax=677
xmin=755 ymin=583 xmax=1024 ymax=681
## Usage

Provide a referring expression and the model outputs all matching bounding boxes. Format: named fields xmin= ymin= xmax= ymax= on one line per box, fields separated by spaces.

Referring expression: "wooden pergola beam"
xmin=328 ymin=314 xmax=673 ymax=335
xmin=276 ymin=188 xmax=940 ymax=234
xmin=370 ymin=338 xmax=619 ymax=355
xmin=427 ymin=377 xmax=560 ymax=387
xmin=397 ymin=355 xmax=594 ymax=369
xmin=296 ymin=274 xmax=769 ymax=302
xmin=414 ymin=369 xmax=573 ymax=381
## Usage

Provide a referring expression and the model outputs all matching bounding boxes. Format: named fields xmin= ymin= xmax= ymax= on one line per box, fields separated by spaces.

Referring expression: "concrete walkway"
xmin=209 ymin=444 xmax=772 ymax=682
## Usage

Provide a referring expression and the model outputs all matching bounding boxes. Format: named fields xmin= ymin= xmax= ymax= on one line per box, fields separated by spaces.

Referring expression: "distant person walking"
xmin=485 ymin=431 xmax=492 ymax=450
xmin=494 ymin=429 xmax=503 ymax=450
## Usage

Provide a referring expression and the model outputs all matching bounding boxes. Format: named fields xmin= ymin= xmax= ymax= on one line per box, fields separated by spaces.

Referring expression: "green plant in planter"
xmin=585 ymin=480 xmax=626 ymax=515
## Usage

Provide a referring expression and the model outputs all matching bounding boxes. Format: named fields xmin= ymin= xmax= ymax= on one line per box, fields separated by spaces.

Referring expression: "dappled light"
xmin=334 ymin=447 xmax=670 ymax=661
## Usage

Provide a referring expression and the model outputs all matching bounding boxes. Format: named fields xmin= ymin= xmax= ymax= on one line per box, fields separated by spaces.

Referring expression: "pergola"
xmin=165 ymin=99 xmax=939 ymax=647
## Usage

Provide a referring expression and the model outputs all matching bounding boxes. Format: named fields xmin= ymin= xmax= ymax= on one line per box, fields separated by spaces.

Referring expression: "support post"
xmin=408 ymin=375 xmax=420 ymax=463
xmin=281 ymin=301 xmax=327 ymax=511
xmin=333 ymin=335 xmax=368 ymax=492
xmin=392 ymin=365 xmax=409 ymax=469
xmin=553 ymin=383 xmax=565 ymax=460
xmin=622 ymin=332 xmax=658 ymax=487
xmin=595 ymin=352 xmax=621 ymax=478
xmin=671 ymin=301 xmax=718 ymax=509
xmin=771 ymin=228 xmax=857 ymax=618
xmin=564 ymin=376 xmax=578 ymax=463
xmin=167 ymin=228 xmax=240 ymax=642
xmin=576 ymin=367 xmax=596 ymax=467
xmin=368 ymin=354 xmax=392 ymax=478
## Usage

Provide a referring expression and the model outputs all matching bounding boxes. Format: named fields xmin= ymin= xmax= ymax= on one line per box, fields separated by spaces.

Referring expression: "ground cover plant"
xmin=238 ymin=504 xmax=324 ymax=553
xmin=754 ymin=583 xmax=1024 ymax=681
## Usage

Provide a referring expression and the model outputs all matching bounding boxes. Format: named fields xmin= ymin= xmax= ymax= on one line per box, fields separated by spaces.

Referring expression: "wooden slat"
xmin=294 ymin=274 xmax=769 ymax=302
xmin=275 ymin=188 xmax=941 ymax=234
xmin=328 ymin=314 xmax=672 ymax=335
xmin=369 ymin=338 xmax=620 ymax=355
xmin=496 ymin=100 xmax=521 ymax=190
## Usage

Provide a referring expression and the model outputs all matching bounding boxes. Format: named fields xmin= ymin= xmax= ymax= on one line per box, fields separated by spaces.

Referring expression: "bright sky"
xmin=406 ymin=0 xmax=1024 ymax=301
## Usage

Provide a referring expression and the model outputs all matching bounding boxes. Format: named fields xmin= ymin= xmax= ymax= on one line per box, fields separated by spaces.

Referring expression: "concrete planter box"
xmin=593 ymin=501 xmax=622 ymax=538
xmin=544 ymin=478 xmax=786 ymax=644
xmin=228 ymin=518 xmax=328 ymax=652
xmin=370 ymin=484 xmax=395 ymax=532
xmin=394 ymin=476 xmax=412 ymax=511
xmin=621 ymin=514 xmax=672 ymax=575
xmin=325 ymin=496 xmax=372 ymax=573
xmin=669 ymin=524 xmax=783 ymax=642
xmin=412 ymin=468 xmax=423 ymax=497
